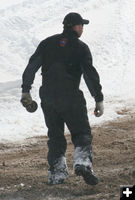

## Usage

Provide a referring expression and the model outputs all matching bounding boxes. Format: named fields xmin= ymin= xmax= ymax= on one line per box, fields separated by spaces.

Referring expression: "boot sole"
xmin=48 ymin=171 xmax=68 ymax=185
xmin=48 ymin=179 xmax=65 ymax=185
xmin=75 ymin=165 xmax=99 ymax=185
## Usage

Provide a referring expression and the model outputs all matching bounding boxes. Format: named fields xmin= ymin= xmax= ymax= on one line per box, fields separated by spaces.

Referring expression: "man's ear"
xmin=73 ymin=25 xmax=77 ymax=31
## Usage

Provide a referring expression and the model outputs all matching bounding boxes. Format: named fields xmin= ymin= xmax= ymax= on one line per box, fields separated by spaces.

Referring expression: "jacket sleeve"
xmin=21 ymin=42 xmax=43 ymax=92
xmin=80 ymin=44 xmax=104 ymax=102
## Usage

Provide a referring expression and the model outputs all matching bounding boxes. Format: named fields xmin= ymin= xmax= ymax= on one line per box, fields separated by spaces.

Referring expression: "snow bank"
xmin=0 ymin=0 xmax=135 ymax=142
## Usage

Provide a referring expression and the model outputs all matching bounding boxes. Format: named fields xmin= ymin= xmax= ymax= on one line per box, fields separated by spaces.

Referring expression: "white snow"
xmin=0 ymin=0 xmax=135 ymax=142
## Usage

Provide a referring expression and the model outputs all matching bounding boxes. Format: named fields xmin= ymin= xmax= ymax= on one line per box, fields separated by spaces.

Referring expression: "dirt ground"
xmin=0 ymin=113 xmax=135 ymax=200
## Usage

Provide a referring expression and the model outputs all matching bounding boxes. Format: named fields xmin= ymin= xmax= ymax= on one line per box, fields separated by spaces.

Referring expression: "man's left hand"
xmin=94 ymin=101 xmax=104 ymax=117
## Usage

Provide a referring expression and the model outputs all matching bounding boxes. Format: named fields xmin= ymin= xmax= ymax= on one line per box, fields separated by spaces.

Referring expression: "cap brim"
xmin=82 ymin=19 xmax=89 ymax=24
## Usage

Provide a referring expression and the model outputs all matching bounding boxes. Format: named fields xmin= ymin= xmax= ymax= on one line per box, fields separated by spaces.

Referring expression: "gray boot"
xmin=48 ymin=156 xmax=68 ymax=185
xmin=73 ymin=146 xmax=98 ymax=185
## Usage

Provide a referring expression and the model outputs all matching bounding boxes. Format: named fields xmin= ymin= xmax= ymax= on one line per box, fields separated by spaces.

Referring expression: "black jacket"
xmin=22 ymin=30 xmax=103 ymax=102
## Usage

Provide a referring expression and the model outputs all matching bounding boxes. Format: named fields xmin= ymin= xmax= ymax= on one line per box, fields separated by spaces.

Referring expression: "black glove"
xmin=21 ymin=93 xmax=32 ymax=107
xmin=94 ymin=101 xmax=104 ymax=117
xmin=21 ymin=93 xmax=38 ymax=113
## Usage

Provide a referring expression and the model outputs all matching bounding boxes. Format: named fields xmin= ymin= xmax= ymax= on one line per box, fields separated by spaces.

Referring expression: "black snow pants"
xmin=40 ymin=88 xmax=93 ymax=167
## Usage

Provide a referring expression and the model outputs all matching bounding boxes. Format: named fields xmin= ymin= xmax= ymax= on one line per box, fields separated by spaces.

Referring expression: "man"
xmin=21 ymin=12 xmax=104 ymax=185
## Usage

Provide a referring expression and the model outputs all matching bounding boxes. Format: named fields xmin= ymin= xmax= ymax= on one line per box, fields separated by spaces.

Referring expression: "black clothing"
xmin=22 ymin=30 xmax=103 ymax=102
xmin=40 ymin=93 xmax=92 ymax=167
xmin=22 ymin=29 xmax=103 ymax=167
xmin=63 ymin=12 xmax=89 ymax=26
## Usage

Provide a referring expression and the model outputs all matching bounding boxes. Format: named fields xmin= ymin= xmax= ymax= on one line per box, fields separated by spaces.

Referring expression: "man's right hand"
xmin=21 ymin=93 xmax=32 ymax=107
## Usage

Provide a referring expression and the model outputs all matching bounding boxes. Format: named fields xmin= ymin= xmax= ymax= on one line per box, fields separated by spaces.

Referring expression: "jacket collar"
xmin=62 ymin=29 xmax=79 ymax=39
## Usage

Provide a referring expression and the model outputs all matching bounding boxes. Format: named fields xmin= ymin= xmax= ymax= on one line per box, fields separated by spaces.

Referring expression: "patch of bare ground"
xmin=0 ymin=114 xmax=135 ymax=200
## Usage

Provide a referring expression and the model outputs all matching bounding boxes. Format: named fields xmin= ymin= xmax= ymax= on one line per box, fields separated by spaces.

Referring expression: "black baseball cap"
xmin=63 ymin=12 xmax=89 ymax=26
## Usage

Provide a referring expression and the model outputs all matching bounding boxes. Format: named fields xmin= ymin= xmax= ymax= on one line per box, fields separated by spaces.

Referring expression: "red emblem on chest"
xmin=60 ymin=38 xmax=68 ymax=47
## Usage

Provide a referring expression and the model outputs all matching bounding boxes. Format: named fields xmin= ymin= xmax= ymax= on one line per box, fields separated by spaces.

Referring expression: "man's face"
xmin=73 ymin=24 xmax=83 ymax=37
